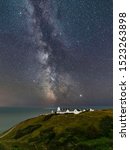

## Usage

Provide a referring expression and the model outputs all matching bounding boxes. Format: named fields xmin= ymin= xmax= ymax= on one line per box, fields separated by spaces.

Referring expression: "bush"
xmin=74 ymin=143 xmax=92 ymax=150
xmin=99 ymin=116 xmax=113 ymax=137
xmin=14 ymin=124 xmax=42 ymax=139
xmin=86 ymin=125 xmax=99 ymax=139
xmin=43 ymin=114 xmax=54 ymax=121
xmin=40 ymin=127 xmax=56 ymax=144
xmin=0 ymin=143 xmax=5 ymax=150
xmin=74 ymin=138 xmax=113 ymax=150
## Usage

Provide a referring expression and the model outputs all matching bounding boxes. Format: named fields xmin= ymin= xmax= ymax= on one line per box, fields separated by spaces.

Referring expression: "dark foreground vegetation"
xmin=0 ymin=109 xmax=113 ymax=150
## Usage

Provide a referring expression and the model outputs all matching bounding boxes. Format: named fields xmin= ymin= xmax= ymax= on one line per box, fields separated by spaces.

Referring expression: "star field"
xmin=0 ymin=0 xmax=113 ymax=107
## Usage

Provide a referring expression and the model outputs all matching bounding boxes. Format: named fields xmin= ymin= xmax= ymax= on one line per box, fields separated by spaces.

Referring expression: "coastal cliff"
xmin=0 ymin=109 xmax=113 ymax=150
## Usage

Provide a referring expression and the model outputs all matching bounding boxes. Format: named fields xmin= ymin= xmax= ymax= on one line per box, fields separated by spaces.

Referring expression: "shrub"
xmin=14 ymin=124 xmax=42 ymax=139
xmin=99 ymin=116 xmax=113 ymax=137
xmin=86 ymin=125 xmax=99 ymax=139
xmin=0 ymin=143 xmax=5 ymax=150
xmin=43 ymin=114 xmax=54 ymax=121
xmin=40 ymin=127 xmax=56 ymax=144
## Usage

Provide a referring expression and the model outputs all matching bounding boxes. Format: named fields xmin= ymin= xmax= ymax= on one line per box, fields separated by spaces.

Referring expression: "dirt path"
xmin=0 ymin=127 xmax=15 ymax=139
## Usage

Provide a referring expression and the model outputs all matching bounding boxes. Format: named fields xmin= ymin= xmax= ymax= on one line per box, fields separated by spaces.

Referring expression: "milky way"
xmin=0 ymin=0 xmax=113 ymax=107
xmin=25 ymin=0 xmax=79 ymax=104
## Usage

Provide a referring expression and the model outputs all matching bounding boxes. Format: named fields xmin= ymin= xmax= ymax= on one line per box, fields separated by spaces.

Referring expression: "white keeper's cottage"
xmin=54 ymin=107 xmax=94 ymax=114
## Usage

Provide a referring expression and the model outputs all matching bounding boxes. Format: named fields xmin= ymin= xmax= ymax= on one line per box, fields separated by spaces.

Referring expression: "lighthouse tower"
xmin=57 ymin=107 xmax=61 ymax=112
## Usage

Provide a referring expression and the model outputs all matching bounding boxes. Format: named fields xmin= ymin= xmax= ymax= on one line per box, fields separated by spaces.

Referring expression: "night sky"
xmin=0 ymin=0 xmax=113 ymax=107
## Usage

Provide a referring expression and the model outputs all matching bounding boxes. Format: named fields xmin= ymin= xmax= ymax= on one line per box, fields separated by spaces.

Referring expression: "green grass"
xmin=0 ymin=109 xmax=113 ymax=150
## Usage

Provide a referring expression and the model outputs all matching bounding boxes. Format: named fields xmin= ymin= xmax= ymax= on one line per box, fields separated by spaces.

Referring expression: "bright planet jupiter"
xmin=0 ymin=0 xmax=113 ymax=107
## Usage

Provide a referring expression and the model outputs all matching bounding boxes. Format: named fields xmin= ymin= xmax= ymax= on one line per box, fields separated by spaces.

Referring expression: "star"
xmin=0 ymin=0 xmax=113 ymax=107
xmin=80 ymin=94 xmax=83 ymax=98
xmin=19 ymin=12 xmax=22 ymax=16
xmin=33 ymin=80 xmax=36 ymax=83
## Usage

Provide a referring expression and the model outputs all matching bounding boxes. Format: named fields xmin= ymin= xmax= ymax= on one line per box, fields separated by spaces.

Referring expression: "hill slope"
xmin=0 ymin=109 xmax=113 ymax=150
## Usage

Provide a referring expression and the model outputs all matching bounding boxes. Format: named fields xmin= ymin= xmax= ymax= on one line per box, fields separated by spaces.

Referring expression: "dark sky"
xmin=0 ymin=0 xmax=113 ymax=107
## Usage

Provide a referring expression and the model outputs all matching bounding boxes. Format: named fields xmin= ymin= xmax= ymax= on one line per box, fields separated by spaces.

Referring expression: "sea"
xmin=0 ymin=106 xmax=112 ymax=133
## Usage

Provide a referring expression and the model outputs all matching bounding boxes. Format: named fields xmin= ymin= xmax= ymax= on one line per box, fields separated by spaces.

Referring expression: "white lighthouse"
xmin=57 ymin=107 xmax=61 ymax=112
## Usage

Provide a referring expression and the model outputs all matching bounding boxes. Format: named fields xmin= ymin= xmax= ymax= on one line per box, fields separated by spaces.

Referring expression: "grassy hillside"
xmin=0 ymin=109 xmax=113 ymax=150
